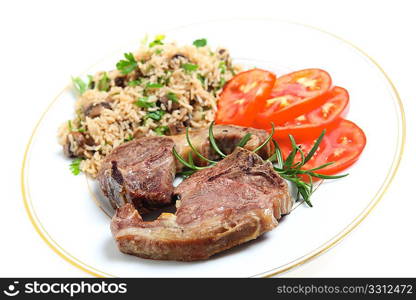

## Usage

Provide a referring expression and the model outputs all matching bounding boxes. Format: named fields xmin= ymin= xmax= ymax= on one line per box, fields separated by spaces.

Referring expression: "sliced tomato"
xmin=216 ymin=68 xmax=276 ymax=127
xmin=254 ymin=68 xmax=332 ymax=128
xmin=278 ymin=119 xmax=366 ymax=178
xmin=269 ymin=86 xmax=349 ymax=139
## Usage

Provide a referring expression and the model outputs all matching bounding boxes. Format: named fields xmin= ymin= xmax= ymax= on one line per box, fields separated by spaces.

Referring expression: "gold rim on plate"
xmin=21 ymin=19 xmax=406 ymax=278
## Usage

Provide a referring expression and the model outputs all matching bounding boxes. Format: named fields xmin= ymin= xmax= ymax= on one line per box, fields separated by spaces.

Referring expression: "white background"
xmin=0 ymin=0 xmax=415 ymax=277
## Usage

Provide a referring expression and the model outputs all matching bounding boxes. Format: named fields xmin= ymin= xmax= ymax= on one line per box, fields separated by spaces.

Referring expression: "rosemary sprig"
xmin=208 ymin=121 xmax=227 ymax=158
xmin=253 ymin=123 xmax=274 ymax=153
xmin=173 ymin=122 xmax=252 ymax=175
xmin=237 ymin=133 xmax=252 ymax=147
xmin=304 ymin=129 xmax=325 ymax=164
xmin=271 ymin=131 xmax=348 ymax=207
xmin=185 ymin=127 xmax=216 ymax=164
xmin=172 ymin=147 xmax=206 ymax=171
xmin=268 ymin=139 xmax=283 ymax=169
xmin=172 ymin=121 xmax=347 ymax=207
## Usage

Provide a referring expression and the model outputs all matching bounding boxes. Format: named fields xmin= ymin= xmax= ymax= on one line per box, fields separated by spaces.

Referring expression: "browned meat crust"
xmin=111 ymin=148 xmax=292 ymax=261
xmin=171 ymin=125 xmax=273 ymax=170
xmin=98 ymin=125 xmax=274 ymax=214
xmin=98 ymin=137 xmax=176 ymax=214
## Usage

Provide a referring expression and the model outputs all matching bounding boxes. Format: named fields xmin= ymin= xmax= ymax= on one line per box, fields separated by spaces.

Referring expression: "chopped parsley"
xmin=149 ymin=34 xmax=165 ymax=48
xmin=154 ymin=126 xmax=169 ymax=136
xmin=67 ymin=120 xmax=85 ymax=132
xmin=197 ymin=74 xmax=205 ymax=85
xmin=146 ymin=110 xmax=165 ymax=121
xmin=116 ymin=52 xmax=137 ymax=75
xmin=181 ymin=63 xmax=198 ymax=72
xmin=155 ymin=49 xmax=163 ymax=55
xmin=134 ymin=97 xmax=154 ymax=108
xmin=98 ymin=72 xmax=110 ymax=92
xmin=70 ymin=158 xmax=83 ymax=175
xmin=146 ymin=82 xmax=163 ymax=89
xmin=128 ymin=79 xmax=142 ymax=86
xmin=193 ymin=38 xmax=207 ymax=48
xmin=166 ymin=92 xmax=178 ymax=102
xmin=87 ymin=75 xmax=95 ymax=89
xmin=219 ymin=61 xmax=226 ymax=74
xmin=220 ymin=77 xmax=226 ymax=87
xmin=124 ymin=134 xmax=134 ymax=142
xmin=72 ymin=77 xmax=87 ymax=95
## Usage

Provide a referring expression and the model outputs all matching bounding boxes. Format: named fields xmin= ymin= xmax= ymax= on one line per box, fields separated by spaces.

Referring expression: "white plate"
xmin=22 ymin=19 xmax=404 ymax=277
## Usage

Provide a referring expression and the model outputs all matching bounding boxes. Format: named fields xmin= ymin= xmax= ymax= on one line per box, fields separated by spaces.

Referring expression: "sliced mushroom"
xmin=182 ymin=118 xmax=191 ymax=127
xmin=168 ymin=122 xmax=186 ymax=135
xmin=218 ymin=48 xmax=226 ymax=55
xmin=63 ymin=132 xmax=88 ymax=158
xmin=84 ymin=102 xmax=112 ymax=118
xmin=64 ymin=131 xmax=96 ymax=158
xmin=114 ymin=77 xmax=125 ymax=88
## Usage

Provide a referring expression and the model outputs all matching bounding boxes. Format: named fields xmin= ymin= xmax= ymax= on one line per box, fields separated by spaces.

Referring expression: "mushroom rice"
xmin=58 ymin=36 xmax=241 ymax=177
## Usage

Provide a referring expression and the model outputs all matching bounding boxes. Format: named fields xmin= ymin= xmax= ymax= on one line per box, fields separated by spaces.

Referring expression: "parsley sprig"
xmin=98 ymin=72 xmax=110 ymax=91
xmin=181 ymin=63 xmax=198 ymax=72
xmin=149 ymin=35 xmax=165 ymax=48
xmin=72 ymin=77 xmax=87 ymax=95
xmin=146 ymin=82 xmax=164 ymax=89
xmin=166 ymin=92 xmax=178 ymax=102
xmin=146 ymin=110 xmax=165 ymax=121
xmin=134 ymin=97 xmax=154 ymax=108
xmin=173 ymin=122 xmax=348 ymax=206
xmin=219 ymin=61 xmax=226 ymax=74
xmin=155 ymin=126 xmax=169 ymax=136
xmin=193 ymin=38 xmax=207 ymax=48
xmin=116 ymin=52 xmax=138 ymax=75
xmin=128 ymin=79 xmax=141 ymax=87
xmin=70 ymin=158 xmax=83 ymax=175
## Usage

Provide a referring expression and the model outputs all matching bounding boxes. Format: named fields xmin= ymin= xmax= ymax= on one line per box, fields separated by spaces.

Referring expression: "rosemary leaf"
xmin=304 ymin=129 xmax=326 ymax=164
xmin=208 ymin=122 xmax=226 ymax=158
xmin=298 ymin=186 xmax=313 ymax=207
xmin=173 ymin=147 xmax=201 ymax=170
xmin=188 ymin=152 xmax=195 ymax=168
xmin=253 ymin=123 xmax=275 ymax=153
xmin=304 ymin=162 xmax=335 ymax=172
xmin=307 ymin=172 xmax=349 ymax=180
xmin=289 ymin=134 xmax=305 ymax=167
xmin=237 ymin=133 xmax=252 ymax=147
xmin=283 ymin=146 xmax=298 ymax=169
xmin=186 ymin=127 xmax=216 ymax=164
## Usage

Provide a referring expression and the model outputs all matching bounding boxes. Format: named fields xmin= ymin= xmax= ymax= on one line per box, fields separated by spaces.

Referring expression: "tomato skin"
xmin=216 ymin=68 xmax=276 ymax=127
xmin=315 ymin=119 xmax=366 ymax=174
xmin=270 ymin=86 xmax=350 ymax=139
xmin=254 ymin=68 xmax=332 ymax=128
xmin=277 ymin=119 xmax=366 ymax=178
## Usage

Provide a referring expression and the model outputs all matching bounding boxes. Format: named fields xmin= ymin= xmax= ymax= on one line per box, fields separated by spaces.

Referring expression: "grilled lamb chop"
xmin=111 ymin=147 xmax=292 ymax=261
xmin=170 ymin=125 xmax=273 ymax=169
xmin=98 ymin=137 xmax=176 ymax=214
xmin=98 ymin=125 xmax=273 ymax=214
